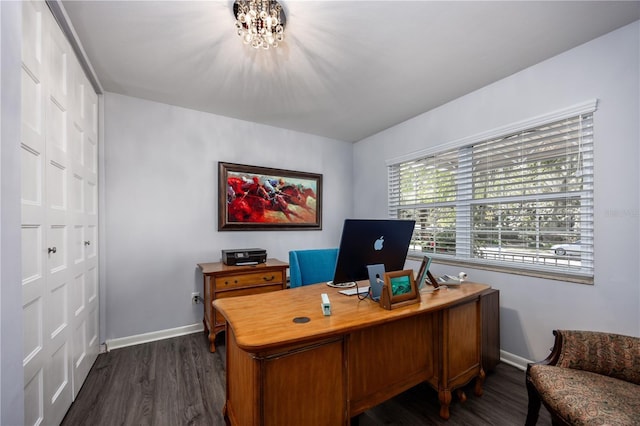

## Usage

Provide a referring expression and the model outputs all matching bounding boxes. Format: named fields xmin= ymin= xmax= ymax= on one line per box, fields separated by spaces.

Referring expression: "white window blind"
xmin=388 ymin=107 xmax=595 ymax=278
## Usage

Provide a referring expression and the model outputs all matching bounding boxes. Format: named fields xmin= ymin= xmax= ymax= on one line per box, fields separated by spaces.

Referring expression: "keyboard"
xmin=339 ymin=286 xmax=370 ymax=296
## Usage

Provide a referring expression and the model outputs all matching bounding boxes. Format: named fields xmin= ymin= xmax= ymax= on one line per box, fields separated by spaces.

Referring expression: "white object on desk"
xmin=321 ymin=293 xmax=331 ymax=315
xmin=438 ymin=274 xmax=462 ymax=285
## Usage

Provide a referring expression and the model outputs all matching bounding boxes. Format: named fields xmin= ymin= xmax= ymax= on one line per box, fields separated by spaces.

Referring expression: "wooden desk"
xmin=481 ymin=288 xmax=500 ymax=372
xmin=214 ymin=282 xmax=491 ymax=425
xmin=197 ymin=259 xmax=288 ymax=352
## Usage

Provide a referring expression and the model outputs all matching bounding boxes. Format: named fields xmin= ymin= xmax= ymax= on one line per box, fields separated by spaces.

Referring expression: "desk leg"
xmin=222 ymin=402 xmax=231 ymax=426
xmin=474 ymin=368 xmax=486 ymax=396
xmin=438 ymin=368 xmax=485 ymax=420
xmin=203 ymin=318 xmax=217 ymax=353
xmin=208 ymin=330 xmax=217 ymax=353
xmin=438 ymin=389 xmax=452 ymax=420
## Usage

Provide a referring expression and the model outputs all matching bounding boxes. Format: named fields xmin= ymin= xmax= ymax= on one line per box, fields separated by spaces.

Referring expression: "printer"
xmin=222 ymin=248 xmax=267 ymax=266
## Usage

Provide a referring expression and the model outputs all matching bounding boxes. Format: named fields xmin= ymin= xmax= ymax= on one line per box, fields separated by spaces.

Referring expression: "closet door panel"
xmin=23 ymin=369 xmax=44 ymax=426
xmin=21 ymin=3 xmax=47 ymax=425
xmin=68 ymin=58 xmax=100 ymax=398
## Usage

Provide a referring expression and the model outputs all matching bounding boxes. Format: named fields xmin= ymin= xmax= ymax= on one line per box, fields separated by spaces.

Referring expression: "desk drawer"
xmin=215 ymin=270 xmax=284 ymax=290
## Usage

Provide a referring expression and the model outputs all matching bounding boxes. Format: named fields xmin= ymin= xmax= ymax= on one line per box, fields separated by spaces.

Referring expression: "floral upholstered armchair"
xmin=525 ymin=330 xmax=640 ymax=426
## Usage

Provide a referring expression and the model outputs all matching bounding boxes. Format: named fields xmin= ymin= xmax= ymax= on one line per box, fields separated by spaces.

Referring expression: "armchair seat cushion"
xmin=529 ymin=364 xmax=640 ymax=426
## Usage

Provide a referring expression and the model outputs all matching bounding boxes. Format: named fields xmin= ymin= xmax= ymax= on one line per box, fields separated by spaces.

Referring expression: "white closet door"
xmin=22 ymin=1 xmax=100 ymax=424
xmin=43 ymin=5 xmax=73 ymax=424
xmin=68 ymin=56 xmax=100 ymax=399
xmin=22 ymin=2 xmax=47 ymax=425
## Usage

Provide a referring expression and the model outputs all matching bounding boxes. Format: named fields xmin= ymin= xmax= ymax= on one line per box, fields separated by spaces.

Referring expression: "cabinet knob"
xmin=48 ymin=247 xmax=57 ymax=254
xmin=263 ymin=275 xmax=275 ymax=282
xmin=84 ymin=241 xmax=91 ymax=246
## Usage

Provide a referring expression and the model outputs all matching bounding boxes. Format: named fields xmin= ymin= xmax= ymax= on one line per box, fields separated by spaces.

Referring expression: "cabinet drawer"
xmin=215 ymin=270 xmax=284 ymax=290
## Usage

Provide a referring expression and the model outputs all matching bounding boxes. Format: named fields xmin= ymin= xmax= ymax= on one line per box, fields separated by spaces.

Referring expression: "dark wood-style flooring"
xmin=61 ymin=332 xmax=551 ymax=425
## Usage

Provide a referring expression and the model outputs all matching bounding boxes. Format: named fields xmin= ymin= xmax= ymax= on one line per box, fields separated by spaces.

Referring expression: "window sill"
xmin=407 ymin=255 xmax=594 ymax=285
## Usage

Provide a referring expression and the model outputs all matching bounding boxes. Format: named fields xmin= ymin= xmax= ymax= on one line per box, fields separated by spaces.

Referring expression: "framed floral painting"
xmin=218 ymin=162 xmax=322 ymax=231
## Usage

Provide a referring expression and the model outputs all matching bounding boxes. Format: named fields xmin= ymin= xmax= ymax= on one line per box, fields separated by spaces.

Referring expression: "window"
xmin=388 ymin=101 xmax=595 ymax=280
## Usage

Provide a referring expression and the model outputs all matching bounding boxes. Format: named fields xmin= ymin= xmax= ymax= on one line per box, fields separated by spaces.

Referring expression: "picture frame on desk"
xmin=416 ymin=255 xmax=439 ymax=290
xmin=218 ymin=162 xmax=322 ymax=231
xmin=380 ymin=269 xmax=420 ymax=310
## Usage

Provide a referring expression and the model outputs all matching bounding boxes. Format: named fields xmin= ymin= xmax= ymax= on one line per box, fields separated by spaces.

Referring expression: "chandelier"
xmin=233 ymin=0 xmax=286 ymax=50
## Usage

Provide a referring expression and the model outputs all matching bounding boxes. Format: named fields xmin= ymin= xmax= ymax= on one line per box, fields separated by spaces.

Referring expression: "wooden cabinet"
xmin=197 ymin=259 xmax=288 ymax=352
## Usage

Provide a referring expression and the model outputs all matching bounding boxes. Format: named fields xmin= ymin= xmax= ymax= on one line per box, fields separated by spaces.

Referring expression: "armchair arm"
xmin=529 ymin=329 xmax=565 ymax=368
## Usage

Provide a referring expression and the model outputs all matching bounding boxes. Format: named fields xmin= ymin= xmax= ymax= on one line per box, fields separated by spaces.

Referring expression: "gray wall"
xmin=2 ymin=14 xmax=639 ymax=425
xmin=103 ymin=93 xmax=353 ymax=340
xmin=353 ymin=21 xmax=640 ymax=362
xmin=1 ymin=2 xmax=24 ymax=426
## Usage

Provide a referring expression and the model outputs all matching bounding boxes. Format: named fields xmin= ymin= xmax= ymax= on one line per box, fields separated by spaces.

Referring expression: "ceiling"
xmin=61 ymin=1 xmax=640 ymax=142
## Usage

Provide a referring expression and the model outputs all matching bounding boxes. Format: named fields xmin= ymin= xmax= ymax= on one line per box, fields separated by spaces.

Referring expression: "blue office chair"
xmin=288 ymin=248 xmax=339 ymax=288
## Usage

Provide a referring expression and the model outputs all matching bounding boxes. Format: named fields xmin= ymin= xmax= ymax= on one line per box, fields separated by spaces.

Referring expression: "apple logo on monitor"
xmin=374 ymin=236 xmax=384 ymax=251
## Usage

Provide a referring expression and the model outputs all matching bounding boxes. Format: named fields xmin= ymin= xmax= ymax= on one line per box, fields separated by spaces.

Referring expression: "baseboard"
xmin=105 ymin=323 xmax=204 ymax=351
xmin=500 ymin=350 xmax=534 ymax=371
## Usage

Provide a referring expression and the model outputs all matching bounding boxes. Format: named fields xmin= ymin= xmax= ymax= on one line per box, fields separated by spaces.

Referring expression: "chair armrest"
xmin=529 ymin=329 xmax=565 ymax=368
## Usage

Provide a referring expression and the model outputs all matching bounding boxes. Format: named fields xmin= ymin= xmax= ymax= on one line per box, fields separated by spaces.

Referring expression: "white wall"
xmin=103 ymin=93 xmax=353 ymax=341
xmin=0 ymin=2 xmax=25 ymax=425
xmin=354 ymin=21 xmax=640 ymax=362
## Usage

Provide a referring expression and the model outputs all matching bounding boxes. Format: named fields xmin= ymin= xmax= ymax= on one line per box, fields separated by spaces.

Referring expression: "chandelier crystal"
xmin=234 ymin=0 xmax=285 ymax=50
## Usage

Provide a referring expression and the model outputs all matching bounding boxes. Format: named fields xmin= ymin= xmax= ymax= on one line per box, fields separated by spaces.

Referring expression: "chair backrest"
xmin=556 ymin=330 xmax=640 ymax=385
xmin=289 ymin=248 xmax=339 ymax=288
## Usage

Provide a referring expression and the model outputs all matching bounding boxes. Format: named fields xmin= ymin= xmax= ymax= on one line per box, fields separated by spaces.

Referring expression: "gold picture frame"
xmin=380 ymin=269 xmax=420 ymax=310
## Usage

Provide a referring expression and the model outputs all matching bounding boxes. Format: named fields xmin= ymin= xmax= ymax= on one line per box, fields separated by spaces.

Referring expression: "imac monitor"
xmin=332 ymin=219 xmax=416 ymax=286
